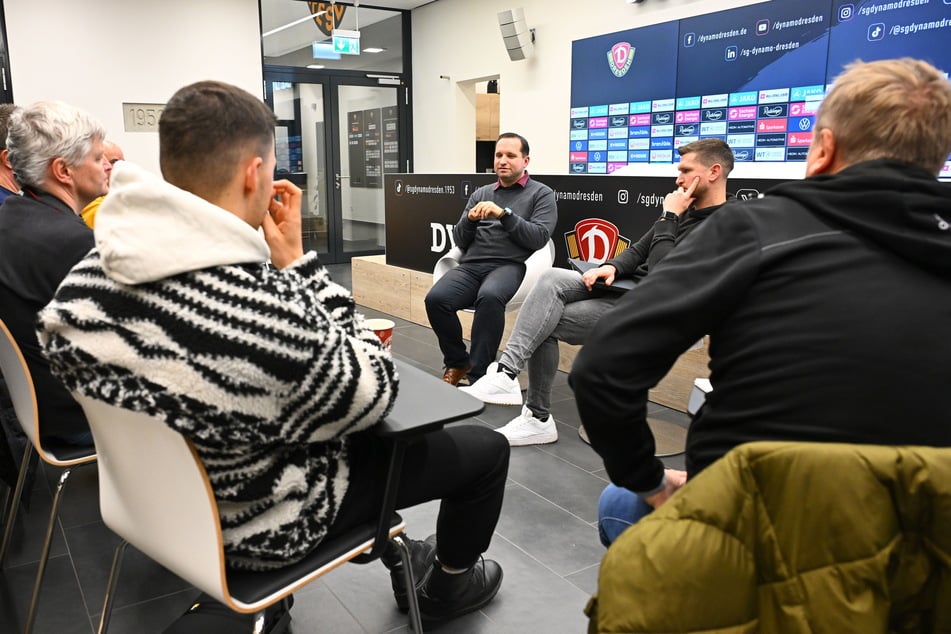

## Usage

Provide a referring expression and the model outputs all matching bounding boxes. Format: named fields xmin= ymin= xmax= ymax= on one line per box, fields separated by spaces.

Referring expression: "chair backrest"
xmin=0 ymin=318 xmax=42 ymax=451
xmin=72 ymin=395 xmax=230 ymax=604
xmin=432 ymin=239 xmax=555 ymax=311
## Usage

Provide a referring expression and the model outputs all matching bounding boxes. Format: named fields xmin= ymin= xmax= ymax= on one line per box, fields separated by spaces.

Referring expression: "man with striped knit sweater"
xmin=38 ymin=80 xmax=509 ymax=626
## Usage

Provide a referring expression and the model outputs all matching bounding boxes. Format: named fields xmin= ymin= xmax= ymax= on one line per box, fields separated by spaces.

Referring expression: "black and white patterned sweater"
xmin=37 ymin=162 xmax=397 ymax=570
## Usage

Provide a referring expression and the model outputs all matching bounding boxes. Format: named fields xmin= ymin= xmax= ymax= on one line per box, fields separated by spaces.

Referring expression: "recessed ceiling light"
xmin=364 ymin=47 xmax=386 ymax=53
xmin=307 ymin=64 xmax=326 ymax=69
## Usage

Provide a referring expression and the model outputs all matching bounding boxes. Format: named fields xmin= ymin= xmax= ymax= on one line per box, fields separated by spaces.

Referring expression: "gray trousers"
xmin=497 ymin=268 xmax=621 ymax=419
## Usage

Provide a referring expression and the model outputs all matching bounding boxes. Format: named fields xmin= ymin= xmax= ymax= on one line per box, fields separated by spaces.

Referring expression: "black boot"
xmin=418 ymin=558 xmax=503 ymax=624
xmin=380 ymin=533 xmax=438 ymax=612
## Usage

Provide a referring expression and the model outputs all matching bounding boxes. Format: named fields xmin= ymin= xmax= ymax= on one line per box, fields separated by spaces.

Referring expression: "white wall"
xmin=410 ymin=0 xmax=806 ymax=180
xmin=4 ymin=0 xmax=263 ymax=176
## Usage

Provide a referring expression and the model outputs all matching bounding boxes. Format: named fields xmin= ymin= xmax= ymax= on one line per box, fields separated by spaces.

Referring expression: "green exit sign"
xmin=332 ymin=29 xmax=361 ymax=55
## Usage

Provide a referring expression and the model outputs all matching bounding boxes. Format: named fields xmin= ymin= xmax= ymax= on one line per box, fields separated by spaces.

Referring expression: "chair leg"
xmin=97 ymin=539 xmax=129 ymax=634
xmin=0 ymin=442 xmax=33 ymax=565
xmin=392 ymin=534 xmax=424 ymax=633
xmin=250 ymin=610 xmax=266 ymax=634
xmin=24 ymin=467 xmax=73 ymax=634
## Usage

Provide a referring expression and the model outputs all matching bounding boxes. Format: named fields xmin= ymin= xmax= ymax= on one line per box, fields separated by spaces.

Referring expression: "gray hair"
xmin=7 ymin=101 xmax=106 ymax=189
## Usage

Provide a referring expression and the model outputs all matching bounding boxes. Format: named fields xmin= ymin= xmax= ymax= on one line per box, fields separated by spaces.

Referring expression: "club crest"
xmin=607 ymin=42 xmax=634 ymax=78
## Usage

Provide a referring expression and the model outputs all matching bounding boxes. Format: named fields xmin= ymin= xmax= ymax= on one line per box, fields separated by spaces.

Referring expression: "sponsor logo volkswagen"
xmin=607 ymin=42 xmax=635 ymax=78
xmin=565 ymin=218 xmax=632 ymax=263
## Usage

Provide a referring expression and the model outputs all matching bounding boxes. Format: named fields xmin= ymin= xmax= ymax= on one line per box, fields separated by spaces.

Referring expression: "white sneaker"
xmin=459 ymin=362 xmax=522 ymax=406
xmin=495 ymin=407 xmax=558 ymax=446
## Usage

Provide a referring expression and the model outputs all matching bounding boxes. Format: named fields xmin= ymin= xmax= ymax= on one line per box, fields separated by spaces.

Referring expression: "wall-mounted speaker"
xmin=497 ymin=8 xmax=535 ymax=61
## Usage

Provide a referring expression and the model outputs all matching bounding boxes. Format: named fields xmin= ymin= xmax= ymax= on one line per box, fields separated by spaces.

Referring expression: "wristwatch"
xmin=659 ymin=210 xmax=679 ymax=221
xmin=503 ymin=207 xmax=513 ymax=217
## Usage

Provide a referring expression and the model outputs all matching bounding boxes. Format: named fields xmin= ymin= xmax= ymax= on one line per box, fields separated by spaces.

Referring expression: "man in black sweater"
xmin=572 ymin=57 xmax=951 ymax=545
xmin=0 ymin=101 xmax=110 ymax=445
xmin=425 ymin=133 xmax=557 ymax=385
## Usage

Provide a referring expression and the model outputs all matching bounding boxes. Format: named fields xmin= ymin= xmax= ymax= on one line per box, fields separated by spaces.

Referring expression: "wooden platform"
xmin=352 ymin=254 xmax=710 ymax=413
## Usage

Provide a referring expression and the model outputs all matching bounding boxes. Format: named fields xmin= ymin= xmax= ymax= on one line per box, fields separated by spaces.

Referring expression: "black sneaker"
xmin=380 ymin=533 xmax=438 ymax=612
xmin=417 ymin=558 xmax=503 ymax=624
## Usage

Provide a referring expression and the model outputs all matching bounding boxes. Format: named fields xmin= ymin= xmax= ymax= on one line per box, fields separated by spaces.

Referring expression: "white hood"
xmin=96 ymin=161 xmax=270 ymax=285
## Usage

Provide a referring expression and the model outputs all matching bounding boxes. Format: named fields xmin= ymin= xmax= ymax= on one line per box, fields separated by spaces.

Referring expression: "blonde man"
xmin=573 ymin=58 xmax=951 ymax=544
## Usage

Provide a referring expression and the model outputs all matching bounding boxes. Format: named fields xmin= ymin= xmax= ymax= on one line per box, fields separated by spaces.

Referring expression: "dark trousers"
xmin=424 ymin=261 xmax=525 ymax=379
xmin=328 ymin=425 xmax=510 ymax=570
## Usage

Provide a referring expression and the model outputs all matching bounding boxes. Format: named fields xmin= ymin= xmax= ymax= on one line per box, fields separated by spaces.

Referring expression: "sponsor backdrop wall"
xmin=570 ymin=0 xmax=951 ymax=174
xmin=385 ymin=173 xmax=783 ymax=273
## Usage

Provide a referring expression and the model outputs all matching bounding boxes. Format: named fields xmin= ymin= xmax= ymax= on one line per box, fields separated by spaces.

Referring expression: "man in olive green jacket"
xmin=588 ymin=441 xmax=951 ymax=633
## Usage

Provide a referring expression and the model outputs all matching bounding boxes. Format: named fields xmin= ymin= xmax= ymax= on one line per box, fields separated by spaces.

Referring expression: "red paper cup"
xmin=365 ymin=318 xmax=395 ymax=349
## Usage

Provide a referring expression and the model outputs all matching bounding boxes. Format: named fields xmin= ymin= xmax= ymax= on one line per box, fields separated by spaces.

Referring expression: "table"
xmin=378 ymin=359 xmax=485 ymax=436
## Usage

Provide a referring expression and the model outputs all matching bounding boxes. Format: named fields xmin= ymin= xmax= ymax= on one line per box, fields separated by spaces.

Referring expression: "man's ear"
xmin=707 ymin=163 xmax=722 ymax=182
xmin=49 ymin=157 xmax=72 ymax=186
xmin=805 ymin=128 xmax=837 ymax=177
xmin=242 ymin=156 xmax=264 ymax=194
xmin=0 ymin=149 xmax=12 ymax=170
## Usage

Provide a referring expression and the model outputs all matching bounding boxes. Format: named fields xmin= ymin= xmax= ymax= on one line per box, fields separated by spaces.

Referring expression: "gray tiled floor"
xmin=0 ymin=262 xmax=689 ymax=633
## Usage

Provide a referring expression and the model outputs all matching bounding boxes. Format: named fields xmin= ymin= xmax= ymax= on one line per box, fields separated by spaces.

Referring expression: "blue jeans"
xmin=597 ymin=483 xmax=653 ymax=547
xmin=497 ymin=268 xmax=619 ymax=419
xmin=425 ymin=261 xmax=525 ymax=379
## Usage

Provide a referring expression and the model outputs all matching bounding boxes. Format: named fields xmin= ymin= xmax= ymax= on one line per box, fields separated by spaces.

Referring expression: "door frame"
xmin=264 ymin=65 xmax=412 ymax=263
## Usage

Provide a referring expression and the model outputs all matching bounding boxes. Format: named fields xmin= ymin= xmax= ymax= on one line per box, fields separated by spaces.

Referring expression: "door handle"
xmin=334 ymin=173 xmax=351 ymax=189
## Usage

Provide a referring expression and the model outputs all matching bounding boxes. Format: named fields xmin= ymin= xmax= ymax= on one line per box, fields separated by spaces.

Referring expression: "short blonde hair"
xmin=817 ymin=58 xmax=951 ymax=175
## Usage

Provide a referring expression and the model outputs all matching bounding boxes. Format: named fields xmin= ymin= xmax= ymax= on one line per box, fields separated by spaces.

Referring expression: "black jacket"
xmin=605 ymin=202 xmax=725 ymax=283
xmin=0 ymin=188 xmax=93 ymax=442
xmin=570 ymin=160 xmax=951 ymax=492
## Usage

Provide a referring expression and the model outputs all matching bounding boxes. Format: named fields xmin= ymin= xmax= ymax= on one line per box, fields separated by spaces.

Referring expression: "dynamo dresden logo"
xmin=565 ymin=218 xmax=631 ymax=263
xmin=607 ymin=42 xmax=634 ymax=78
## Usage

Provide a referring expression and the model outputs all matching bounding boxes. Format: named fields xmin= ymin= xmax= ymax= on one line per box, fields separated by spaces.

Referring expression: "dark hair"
xmin=497 ymin=132 xmax=529 ymax=156
xmin=159 ymin=81 xmax=277 ymax=197
xmin=678 ymin=138 xmax=734 ymax=176
xmin=0 ymin=104 xmax=18 ymax=151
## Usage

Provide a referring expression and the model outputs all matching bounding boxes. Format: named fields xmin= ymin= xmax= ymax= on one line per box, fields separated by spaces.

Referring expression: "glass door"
xmin=269 ymin=78 xmax=331 ymax=257
xmin=332 ymin=80 xmax=401 ymax=258
xmin=266 ymin=71 xmax=406 ymax=263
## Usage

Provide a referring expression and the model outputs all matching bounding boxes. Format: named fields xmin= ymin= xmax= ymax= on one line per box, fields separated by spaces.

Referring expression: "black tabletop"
xmin=377 ymin=359 xmax=484 ymax=437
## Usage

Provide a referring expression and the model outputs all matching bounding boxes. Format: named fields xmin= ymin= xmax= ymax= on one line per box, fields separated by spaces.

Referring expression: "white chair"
xmin=0 ymin=318 xmax=97 ymax=634
xmin=687 ymin=377 xmax=713 ymax=417
xmin=73 ymin=395 xmax=424 ymax=634
xmin=432 ymin=239 xmax=555 ymax=311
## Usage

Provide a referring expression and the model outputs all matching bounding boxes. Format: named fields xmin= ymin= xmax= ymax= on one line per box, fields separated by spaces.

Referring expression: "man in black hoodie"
xmin=571 ymin=57 xmax=951 ymax=543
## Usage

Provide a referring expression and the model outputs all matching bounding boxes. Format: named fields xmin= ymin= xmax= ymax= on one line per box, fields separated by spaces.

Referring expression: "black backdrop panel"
xmin=384 ymin=173 xmax=786 ymax=273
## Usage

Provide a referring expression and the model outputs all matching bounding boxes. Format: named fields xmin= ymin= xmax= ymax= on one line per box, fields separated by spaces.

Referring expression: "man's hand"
xmin=581 ymin=264 xmax=617 ymax=290
xmin=663 ymin=177 xmax=699 ymax=217
xmin=467 ymin=201 xmax=506 ymax=221
xmin=643 ymin=468 xmax=687 ymax=509
xmin=262 ymin=179 xmax=304 ymax=269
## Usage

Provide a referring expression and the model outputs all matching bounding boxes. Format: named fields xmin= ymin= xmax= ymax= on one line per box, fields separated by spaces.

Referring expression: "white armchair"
xmin=432 ymin=239 xmax=555 ymax=311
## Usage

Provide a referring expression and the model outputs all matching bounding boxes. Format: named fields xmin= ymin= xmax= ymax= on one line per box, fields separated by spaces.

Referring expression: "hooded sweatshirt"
xmin=570 ymin=159 xmax=951 ymax=494
xmin=37 ymin=161 xmax=397 ymax=570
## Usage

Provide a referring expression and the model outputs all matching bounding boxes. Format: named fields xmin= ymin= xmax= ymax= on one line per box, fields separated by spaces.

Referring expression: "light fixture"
xmin=363 ymin=47 xmax=386 ymax=53
xmin=263 ymin=10 xmax=326 ymax=38
xmin=307 ymin=64 xmax=326 ymax=69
